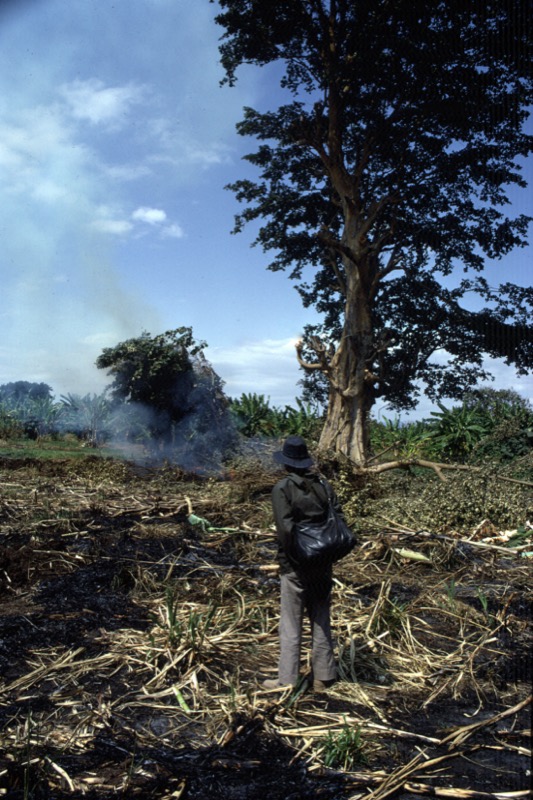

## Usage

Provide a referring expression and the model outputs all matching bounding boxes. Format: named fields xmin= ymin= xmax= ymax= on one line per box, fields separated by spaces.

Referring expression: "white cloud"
xmin=131 ymin=207 xmax=185 ymax=239
xmin=92 ymin=218 xmax=133 ymax=235
xmin=146 ymin=116 xmax=234 ymax=172
xmin=60 ymin=78 xmax=145 ymax=127
xmin=90 ymin=204 xmax=184 ymax=239
xmin=90 ymin=204 xmax=133 ymax=235
xmin=162 ymin=223 xmax=185 ymax=239
xmin=209 ymin=338 xmax=303 ymax=406
xmin=132 ymin=206 xmax=167 ymax=225
xmin=0 ymin=108 xmax=90 ymax=202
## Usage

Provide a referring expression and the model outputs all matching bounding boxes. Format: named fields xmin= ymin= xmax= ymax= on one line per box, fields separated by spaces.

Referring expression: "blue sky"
xmin=0 ymin=0 xmax=531 ymax=417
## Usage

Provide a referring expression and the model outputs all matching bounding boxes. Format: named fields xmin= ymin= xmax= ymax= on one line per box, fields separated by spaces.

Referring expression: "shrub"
xmin=229 ymin=393 xmax=279 ymax=436
xmin=426 ymin=403 xmax=490 ymax=462
xmin=370 ymin=416 xmax=431 ymax=459
xmin=390 ymin=469 xmax=531 ymax=532
xmin=229 ymin=394 xmax=323 ymax=440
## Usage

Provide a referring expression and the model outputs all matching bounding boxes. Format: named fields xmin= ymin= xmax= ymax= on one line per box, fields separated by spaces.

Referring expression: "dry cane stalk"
xmin=404 ymin=783 xmax=532 ymax=799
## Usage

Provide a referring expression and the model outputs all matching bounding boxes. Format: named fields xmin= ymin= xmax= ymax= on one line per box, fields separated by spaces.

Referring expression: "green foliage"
xmin=464 ymin=387 xmax=532 ymax=417
xmin=0 ymin=436 xmax=117 ymax=460
xmin=229 ymin=393 xmax=322 ymax=439
xmin=229 ymin=393 xmax=279 ymax=436
xmin=333 ymin=467 xmax=383 ymax=529
xmin=370 ymin=416 xmax=431 ymax=459
xmin=59 ymin=392 xmax=113 ymax=444
xmin=96 ymin=327 xmax=203 ymax=412
xmin=0 ymin=386 xmax=60 ymax=440
xmin=367 ymin=392 xmax=533 ymax=467
xmin=466 ymin=389 xmax=533 ymax=464
xmin=214 ymin=0 xmax=533 ymax=462
xmin=472 ymin=415 xmax=533 ymax=464
xmin=0 ymin=381 xmax=52 ymax=404
xmin=423 ymin=390 xmax=533 ymax=465
xmin=395 ymin=470 xmax=531 ymax=533
xmin=95 ymin=329 xmax=236 ymax=456
xmin=0 ymin=406 xmax=24 ymax=440
xmin=279 ymin=398 xmax=323 ymax=440
xmin=321 ymin=723 xmax=367 ymax=771
xmin=334 ymin=444 xmax=531 ymax=535
xmin=426 ymin=403 xmax=491 ymax=462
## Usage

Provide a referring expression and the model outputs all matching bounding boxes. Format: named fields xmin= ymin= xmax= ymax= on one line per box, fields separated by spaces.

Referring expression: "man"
xmin=262 ymin=435 xmax=339 ymax=693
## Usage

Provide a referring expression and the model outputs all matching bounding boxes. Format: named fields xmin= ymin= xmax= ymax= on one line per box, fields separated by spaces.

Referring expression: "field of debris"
xmin=0 ymin=451 xmax=531 ymax=799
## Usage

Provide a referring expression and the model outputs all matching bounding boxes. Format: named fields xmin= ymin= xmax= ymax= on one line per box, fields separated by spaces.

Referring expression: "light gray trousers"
xmin=277 ymin=570 xmax=337 ymax=686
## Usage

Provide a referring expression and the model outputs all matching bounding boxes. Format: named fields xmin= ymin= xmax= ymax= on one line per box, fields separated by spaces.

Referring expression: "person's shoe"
xmin=313 ymin=678 xmax=336 ymax=693
xmin=261 ymin=678 xmax=293 ymax=691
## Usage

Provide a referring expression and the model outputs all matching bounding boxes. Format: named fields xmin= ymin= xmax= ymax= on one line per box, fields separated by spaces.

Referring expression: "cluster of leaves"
xmin=370 ymin=417 xmax=431 ymax=460
xmin=0 ymin=382 xmax=59 ymax=440
xmin=369 ymin=389 xmax=533 ymax=465
xmin=0 ymin=390 xmax=118 ymax=445
xmin=321 ymin=724 xmax=367 ymax=771
xmin=399 ymin=468 xmax=531 ymax=532
xmin=95 ymin=328 xmax=206 ymax=441
xmin=338 ymin=459 xmax=531 ymax=533
xmin=229 ymin=393 xmax=323 ymax=440
xmin=59 ymin=392 xmax=114 ymax=445
xmin=332 ymin=468 xmax=384 ymax=534
xmin=466 ymin=389 xmax=533 ymax=464
xmin=3 ymin=375 xmax=530 ymax=476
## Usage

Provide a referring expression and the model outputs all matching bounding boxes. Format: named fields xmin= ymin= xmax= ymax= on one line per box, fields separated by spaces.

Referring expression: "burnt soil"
xmin=0 ymin=455 xmax=531 ymax=799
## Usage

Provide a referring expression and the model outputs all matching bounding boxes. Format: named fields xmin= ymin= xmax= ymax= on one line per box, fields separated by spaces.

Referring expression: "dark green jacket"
xmin=271 ymin=470 xmax=342 ymax=573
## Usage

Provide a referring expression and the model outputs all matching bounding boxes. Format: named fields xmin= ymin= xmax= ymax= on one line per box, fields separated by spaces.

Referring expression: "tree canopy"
xmin=96 ymin=328 xmax=205 ymax=439
xmin=95 ymin=328 xmax=235 ymax=464
xmin=0 ymin=381 xmax=53 ymax=405
xmin=213 ymin=0 xmax=533 ymax=463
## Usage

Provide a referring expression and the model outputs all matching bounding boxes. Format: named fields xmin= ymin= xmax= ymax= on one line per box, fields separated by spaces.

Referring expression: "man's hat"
xmin=274 ymin=435 xmax=314 ymax=468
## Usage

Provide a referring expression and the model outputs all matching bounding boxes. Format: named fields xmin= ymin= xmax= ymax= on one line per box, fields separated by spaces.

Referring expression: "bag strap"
xmin=302 ymin=474 xmax=331 ymax=508
xmin=286 ymin=474 xmax=331 ymax=508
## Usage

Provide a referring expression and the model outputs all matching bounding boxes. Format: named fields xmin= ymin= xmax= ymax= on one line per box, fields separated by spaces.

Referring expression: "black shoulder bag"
xmin=291 ymin=478 xmax=357 ymax=568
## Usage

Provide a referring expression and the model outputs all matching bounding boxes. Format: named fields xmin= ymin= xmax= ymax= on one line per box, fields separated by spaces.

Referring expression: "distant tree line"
xmin=1 ymin=329 xmax=531 ymax=467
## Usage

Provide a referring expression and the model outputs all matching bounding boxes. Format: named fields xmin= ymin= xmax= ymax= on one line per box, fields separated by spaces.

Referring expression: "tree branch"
xmin=295 ymin=337 xmax=344 ymax=395
xmin=348 ymin=457 xmax=533 ymax=487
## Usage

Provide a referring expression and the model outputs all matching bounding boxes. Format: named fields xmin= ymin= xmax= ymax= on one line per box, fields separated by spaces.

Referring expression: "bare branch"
xmin=295 ymin=336 xmax=335 ymax=372
xmin=295 ymin=340 xmax=323 ymax=371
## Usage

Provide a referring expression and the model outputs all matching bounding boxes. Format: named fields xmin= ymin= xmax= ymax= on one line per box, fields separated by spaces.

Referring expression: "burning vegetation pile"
xmin=0 ymin=454 xmax=531 ymax=799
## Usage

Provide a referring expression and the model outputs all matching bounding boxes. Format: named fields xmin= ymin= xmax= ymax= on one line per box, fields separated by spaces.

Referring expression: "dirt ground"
xmin=0 ymin=455 xmax=531 ymax=799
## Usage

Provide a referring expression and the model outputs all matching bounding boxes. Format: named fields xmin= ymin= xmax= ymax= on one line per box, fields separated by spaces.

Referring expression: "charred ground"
xmin=0 ymin=454 xmax=531 ymax=799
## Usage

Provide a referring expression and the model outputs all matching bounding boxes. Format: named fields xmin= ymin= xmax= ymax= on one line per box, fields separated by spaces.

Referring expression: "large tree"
xmin=96 ymin=328 xmax=235 ymax=466
xmin=96 ymin=328 xmax=205 ymax=442
xmin=213 ymin=0 xmax=533 ymax=465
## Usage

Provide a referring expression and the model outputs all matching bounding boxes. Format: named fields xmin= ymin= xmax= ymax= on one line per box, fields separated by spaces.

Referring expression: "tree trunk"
xmin=318 ymin=265 xmax=374 ymax=466
xmin=319 ymin=386 xmax=368 ymax=464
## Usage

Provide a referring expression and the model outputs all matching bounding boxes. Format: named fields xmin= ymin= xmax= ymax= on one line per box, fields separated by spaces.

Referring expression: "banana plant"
xmin=59 ymin=392 xmax=113 ymax=445
xmin=426 ymin=402 xmax=490 ymax=462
